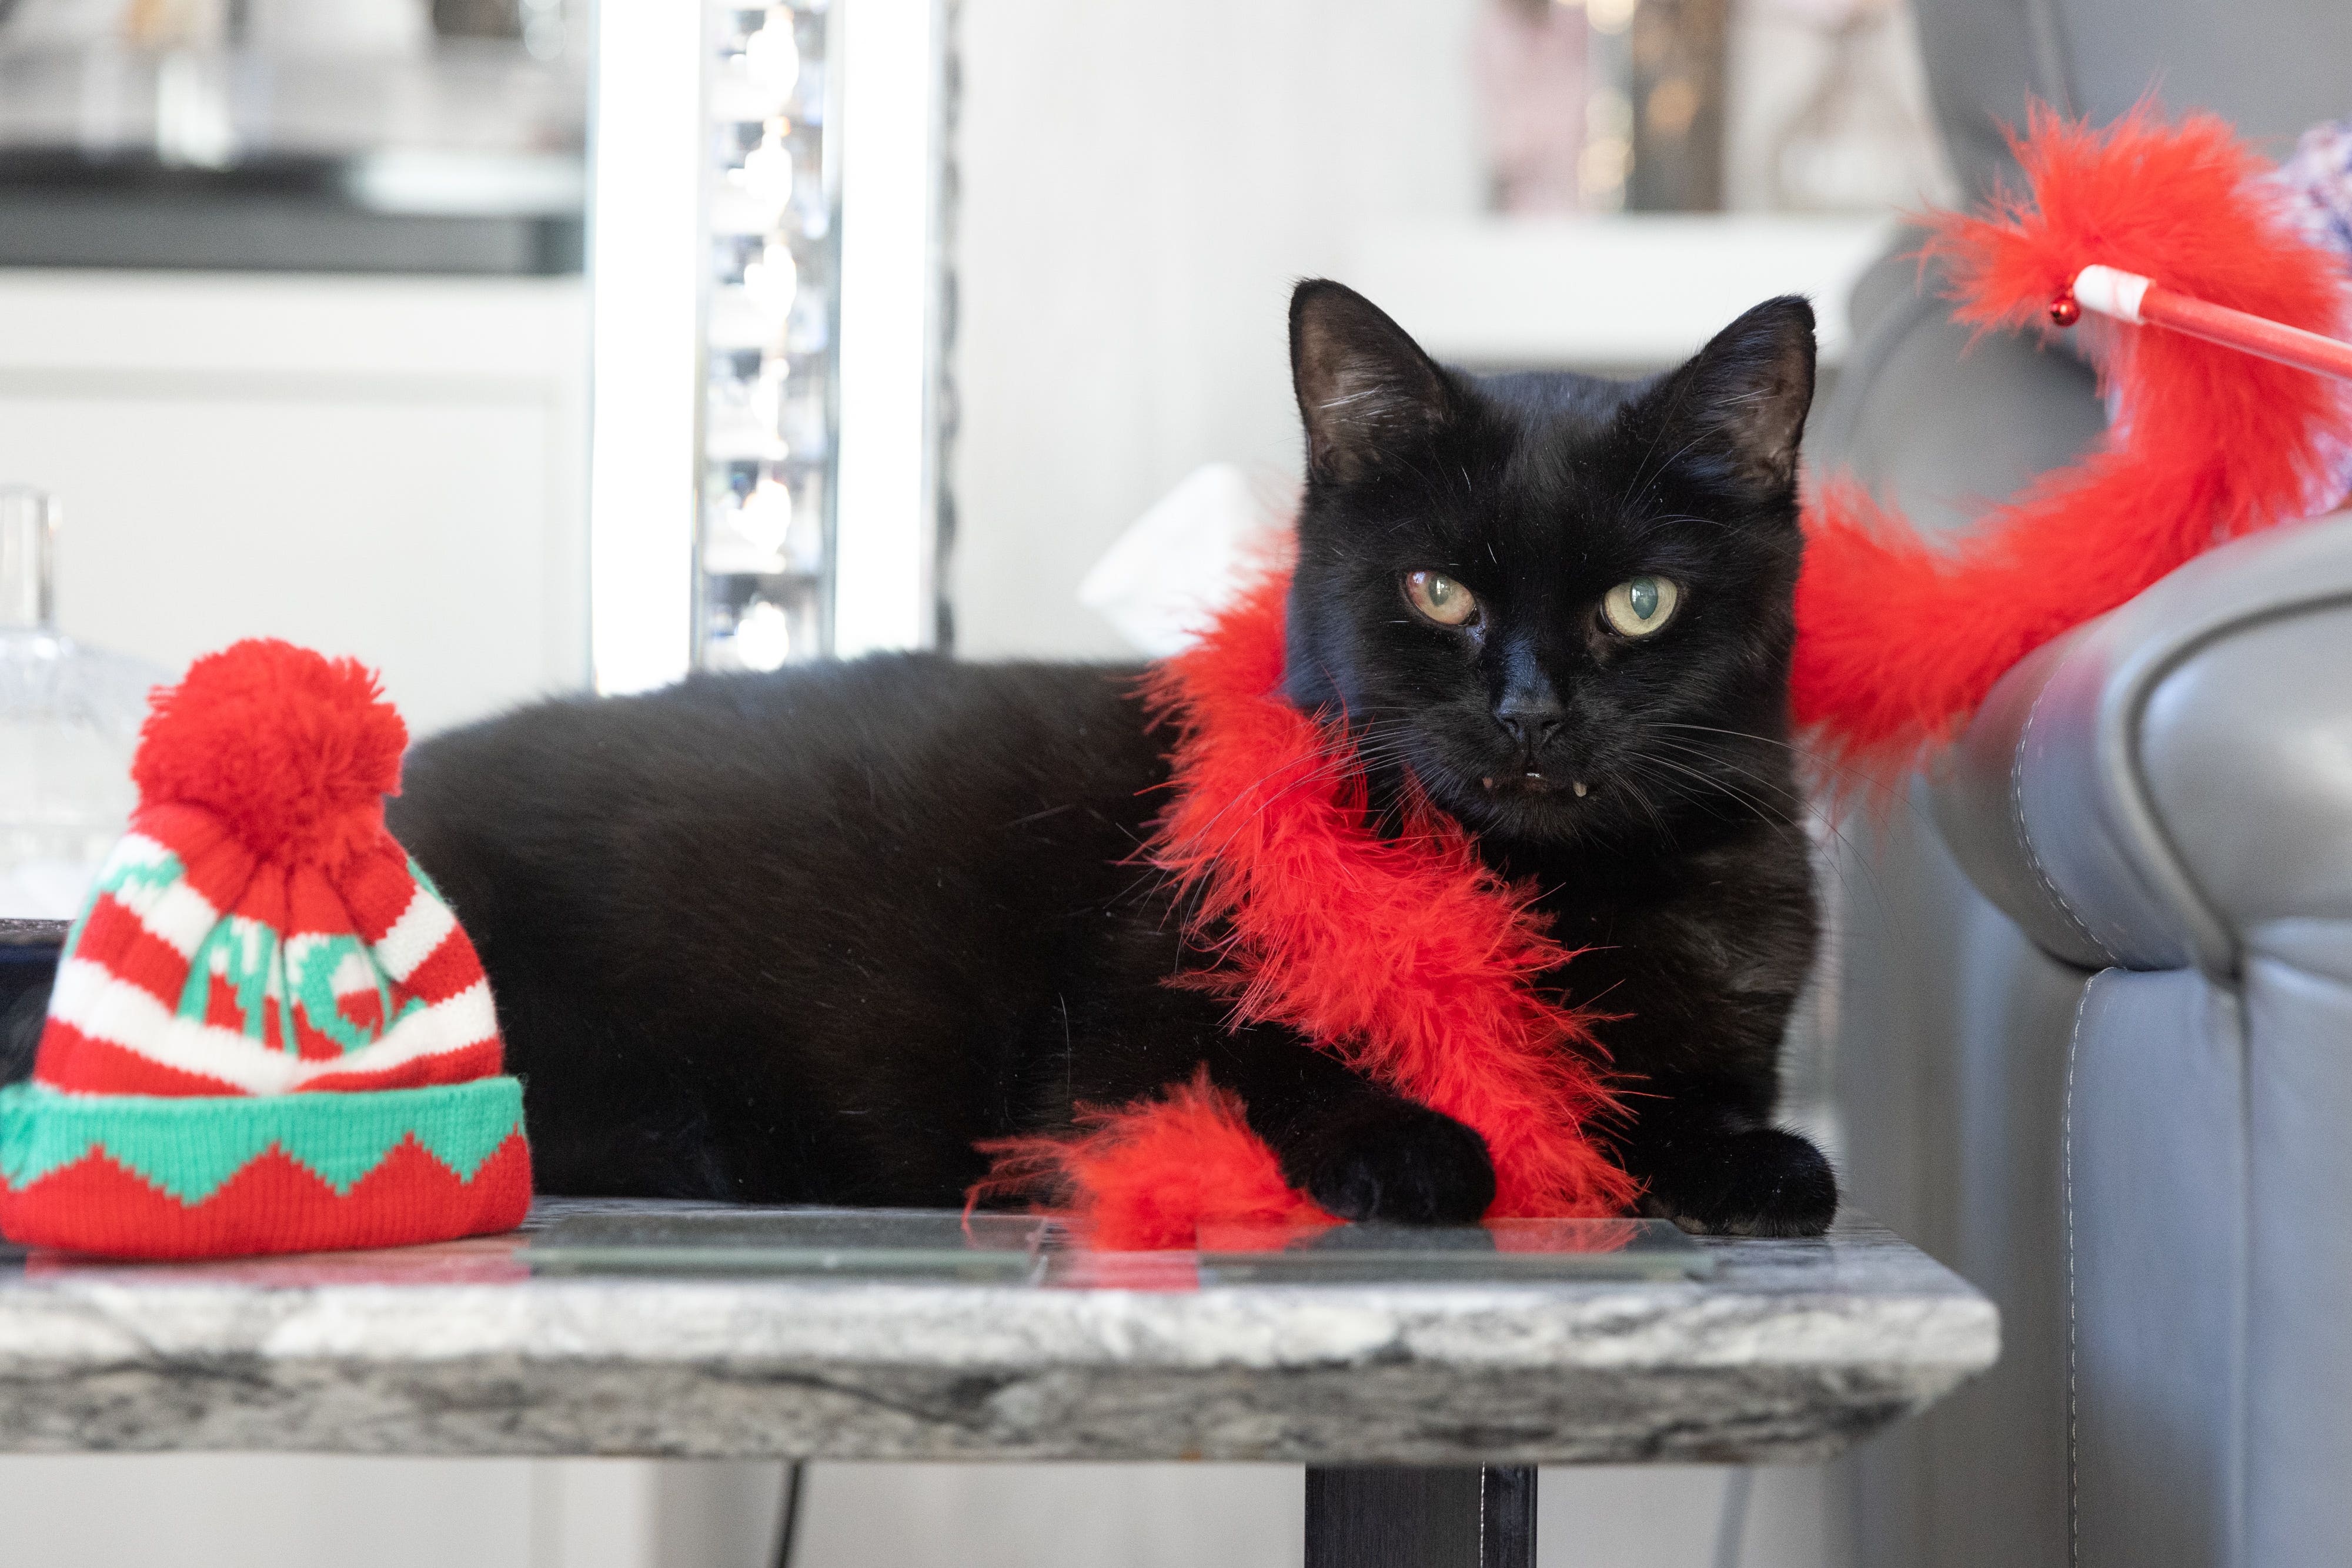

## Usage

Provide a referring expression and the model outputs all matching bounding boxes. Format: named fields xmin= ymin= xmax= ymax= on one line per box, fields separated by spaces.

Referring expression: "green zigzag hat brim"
xmin=0 ymin=1079 xmax=525 ymax=1204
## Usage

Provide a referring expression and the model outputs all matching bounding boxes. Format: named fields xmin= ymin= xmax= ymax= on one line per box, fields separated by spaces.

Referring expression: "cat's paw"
xmin=1638 ymin=1126 xmax=1836 ymax=1237
xmin=1293 ymin=1099 xmax=1497 ymax=1224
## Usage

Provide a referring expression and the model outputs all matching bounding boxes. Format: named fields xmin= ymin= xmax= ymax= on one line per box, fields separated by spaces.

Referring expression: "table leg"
xmin=1304 ymin=1465 xmax=1535 ymax=1568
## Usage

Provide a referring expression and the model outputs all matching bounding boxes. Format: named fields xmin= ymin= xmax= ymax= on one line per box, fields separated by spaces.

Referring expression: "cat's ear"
xmin=1643 ymin=295 xmax=1816 ymax=493
xmin=1290 ymin=280 xmax=1455 ymax=484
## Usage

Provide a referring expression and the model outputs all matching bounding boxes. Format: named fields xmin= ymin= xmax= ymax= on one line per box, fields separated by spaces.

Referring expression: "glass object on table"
xmin=1197 ymin=1218 xmax=1715 ymax=1283
xmin=0 ymin=488 xmax=166 ymax=920
xmin=524 ymin=1207 xmax=1051 ymax=1282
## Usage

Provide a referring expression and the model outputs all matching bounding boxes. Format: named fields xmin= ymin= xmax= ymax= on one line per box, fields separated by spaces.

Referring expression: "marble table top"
xmin=0 ymin=1201 xmax=1995 ymax=1466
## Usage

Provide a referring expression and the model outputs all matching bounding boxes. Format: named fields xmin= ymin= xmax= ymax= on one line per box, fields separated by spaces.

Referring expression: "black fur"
xmin=389 ymin=280 xmax=1835 ymax=1236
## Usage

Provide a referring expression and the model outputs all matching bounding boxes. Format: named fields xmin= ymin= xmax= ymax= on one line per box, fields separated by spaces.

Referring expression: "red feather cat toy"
xmin=1794 ymin=107 xmax=2352 ymax=774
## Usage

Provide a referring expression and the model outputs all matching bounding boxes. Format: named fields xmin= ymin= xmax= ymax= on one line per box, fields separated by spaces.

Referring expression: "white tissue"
xmin=1077 ymin=463 xmax=1295 ymax=657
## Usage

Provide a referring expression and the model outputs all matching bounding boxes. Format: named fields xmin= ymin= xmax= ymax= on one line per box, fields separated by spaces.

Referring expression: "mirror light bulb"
xmin=735 ymin=599 xmax=792 ymax=671
xmin=741 ymin=125 xmax=794 ymax=210
xmin=744 ymin=17 xmax=801 ymax=100
xmin=735 ymin=477 xmax=794 ymax=553
xmin=743 ymin=240 xmax=799 ymax=322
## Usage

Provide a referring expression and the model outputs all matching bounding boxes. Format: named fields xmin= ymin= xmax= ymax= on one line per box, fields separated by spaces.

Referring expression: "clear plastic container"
xmin=0 ymin=488 xmax=165 ymax=920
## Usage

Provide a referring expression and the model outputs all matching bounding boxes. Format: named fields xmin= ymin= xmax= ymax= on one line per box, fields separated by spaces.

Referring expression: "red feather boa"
xmin=977 ymin=573 xmax=1636 ymax=1249
xmin=1795 ymin=107 xmax=2352 ymax=774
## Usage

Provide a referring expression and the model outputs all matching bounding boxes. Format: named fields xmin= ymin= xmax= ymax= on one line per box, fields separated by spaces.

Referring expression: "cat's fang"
xmin=1573 ymin=781 xmax=1589 ymax=797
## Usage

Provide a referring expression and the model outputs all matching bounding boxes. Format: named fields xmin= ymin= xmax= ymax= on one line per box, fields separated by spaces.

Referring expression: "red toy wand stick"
xmin=2059 ymin=262 xmax=2352 ymax=383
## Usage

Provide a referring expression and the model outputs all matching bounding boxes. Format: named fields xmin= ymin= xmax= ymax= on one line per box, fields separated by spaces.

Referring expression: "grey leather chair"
xmin=1812 ymin=4 xmax=2352 ymax=1566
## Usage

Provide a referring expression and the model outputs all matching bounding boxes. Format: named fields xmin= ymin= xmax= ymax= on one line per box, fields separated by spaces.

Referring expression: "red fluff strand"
xmin=1793 ymin=107 xmax=2352 ymax=775
xmin=977 ymin=1071 xmax=1325 ymax=1251
xmin=978 ymin=574 xmax=1637 ymax=1249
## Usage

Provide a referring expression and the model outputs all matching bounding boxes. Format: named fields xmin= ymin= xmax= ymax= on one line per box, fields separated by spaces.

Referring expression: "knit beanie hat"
xmin=0 ymin=640 xmax=531 ymax=1258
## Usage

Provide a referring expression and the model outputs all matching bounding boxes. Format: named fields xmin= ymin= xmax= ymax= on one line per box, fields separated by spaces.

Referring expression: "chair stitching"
xmin=2013 ymin=671 xmax=2122 ymax=966
xmin=2063 ymin=977 xmax=2096 ymax=1568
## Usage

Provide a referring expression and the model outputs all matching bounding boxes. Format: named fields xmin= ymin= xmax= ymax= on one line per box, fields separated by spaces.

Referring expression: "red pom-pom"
xmin=132 ymin=639 xmax=406 ymax=870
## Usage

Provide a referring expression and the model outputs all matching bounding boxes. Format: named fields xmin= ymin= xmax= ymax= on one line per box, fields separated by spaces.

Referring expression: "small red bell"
xmin=2048 ymin=293 xmax=2082 ymax=327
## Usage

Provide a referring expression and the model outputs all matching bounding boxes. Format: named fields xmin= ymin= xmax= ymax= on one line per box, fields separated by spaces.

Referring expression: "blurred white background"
xmin=951 ymin=0 xmax=1490 ymax=661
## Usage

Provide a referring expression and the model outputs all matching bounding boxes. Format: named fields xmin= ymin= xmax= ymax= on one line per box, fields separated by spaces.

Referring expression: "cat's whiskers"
xmin=1649 ymin=724 xmax=1917 ymax=861
xmin=1653 ymin=721 xmax=1922 ymax=814
xmin=1607 ymin=767 xmax=1678 ymax=846
xmin=1623 ymin=750 xmax=1798 ymax=830
xmin=1644 ymin=728 xmax=1906 ymax=917
xmin=1643 ymin=745 xmax=1840 ymax=853
xmin=1645 ymin=735 xmax=1809 ymax=809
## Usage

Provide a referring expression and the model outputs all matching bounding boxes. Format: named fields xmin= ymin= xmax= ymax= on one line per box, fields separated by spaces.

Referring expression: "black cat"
xmin=388 ymin=280 xmax=1835 ymax=1236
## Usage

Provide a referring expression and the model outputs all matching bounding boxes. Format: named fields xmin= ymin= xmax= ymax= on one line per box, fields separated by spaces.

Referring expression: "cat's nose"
xmin=1493 ymin=692 xmax=1565 ymax=750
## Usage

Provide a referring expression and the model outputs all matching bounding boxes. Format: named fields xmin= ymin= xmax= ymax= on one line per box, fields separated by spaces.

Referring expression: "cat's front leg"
xmin=1613 ymin=1086 xmax=1836 ymax=1238
xmin=1278 ymin=1093 xmax=1498 ymax=1224
xmin=1211 ymin=1027 xmax=1496 ymax=1224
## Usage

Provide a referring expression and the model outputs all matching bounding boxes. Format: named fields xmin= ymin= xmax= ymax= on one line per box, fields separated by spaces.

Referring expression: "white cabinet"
xmin=0 ymin=270 xmax=589 ymax=738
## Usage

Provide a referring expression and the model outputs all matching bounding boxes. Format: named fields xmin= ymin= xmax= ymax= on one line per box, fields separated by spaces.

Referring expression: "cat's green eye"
xmin=1405 ymin=570 xmax=1479 ymax=627
xmin=1602 ymin=575 xmax=1681 ymax=637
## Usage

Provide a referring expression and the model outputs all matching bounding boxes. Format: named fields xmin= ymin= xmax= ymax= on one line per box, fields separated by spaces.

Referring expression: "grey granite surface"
xmin=0 ymin=1202 xmax=1994 ymax=1465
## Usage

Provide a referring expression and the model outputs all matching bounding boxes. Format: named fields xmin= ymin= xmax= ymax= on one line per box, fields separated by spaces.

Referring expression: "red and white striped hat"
xmin=0 ymin=640 xmax=530 ymax=1258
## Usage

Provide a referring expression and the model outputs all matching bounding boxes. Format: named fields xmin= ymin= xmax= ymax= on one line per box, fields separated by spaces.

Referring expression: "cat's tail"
xmin=1792 ymin=106 xmax=2352 ymax=782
